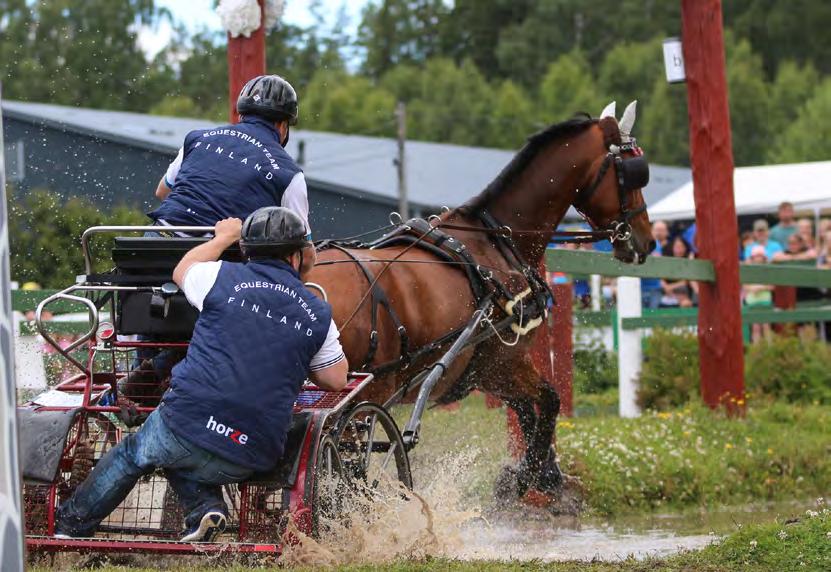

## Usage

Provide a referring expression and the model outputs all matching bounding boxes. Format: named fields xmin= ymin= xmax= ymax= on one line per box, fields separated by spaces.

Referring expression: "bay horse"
xmin=307 ymin=101 xmax=654 ymax=503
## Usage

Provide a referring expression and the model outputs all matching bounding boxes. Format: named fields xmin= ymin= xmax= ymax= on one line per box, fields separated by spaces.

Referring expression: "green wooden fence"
xmin=547 ymin=249 xmax=831 ymax=334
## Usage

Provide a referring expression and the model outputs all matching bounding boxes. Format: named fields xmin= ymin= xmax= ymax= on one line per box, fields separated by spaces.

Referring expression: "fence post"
xmin=550 ymin=283 xmax=573 ymax=417
xmin=617 ymin=277 xmax=642 ymax=418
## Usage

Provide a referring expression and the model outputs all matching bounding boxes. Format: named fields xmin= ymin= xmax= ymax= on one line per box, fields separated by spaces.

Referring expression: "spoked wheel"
xmin=311 ymin=435 xmax=345 ymax=536
xmin=334 ymin=402 xmax=413 ymax=494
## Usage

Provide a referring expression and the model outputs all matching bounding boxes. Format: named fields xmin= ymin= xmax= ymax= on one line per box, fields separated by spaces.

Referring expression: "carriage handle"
xmin=81 ymin=225 xmax=216 ymax=275
xmin=35 ymin=286 xmax=100 ymax=375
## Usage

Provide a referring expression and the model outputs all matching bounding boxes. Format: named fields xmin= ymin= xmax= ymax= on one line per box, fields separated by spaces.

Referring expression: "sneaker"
xmin=180 ymin=511 xmax=227 ymax=543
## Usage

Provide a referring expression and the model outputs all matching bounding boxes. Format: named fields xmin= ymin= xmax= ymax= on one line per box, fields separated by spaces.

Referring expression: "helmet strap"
xmin=282 ymin=125 xmax=290 ymax=148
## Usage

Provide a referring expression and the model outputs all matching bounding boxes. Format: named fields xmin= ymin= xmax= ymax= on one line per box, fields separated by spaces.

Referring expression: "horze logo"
xmin=206 ymin=415 xmax=248 ymax=445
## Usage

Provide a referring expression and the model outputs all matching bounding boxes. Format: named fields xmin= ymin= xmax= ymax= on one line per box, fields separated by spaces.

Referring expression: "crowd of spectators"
xmin=551 ymin=201 xmax=831 ymax=327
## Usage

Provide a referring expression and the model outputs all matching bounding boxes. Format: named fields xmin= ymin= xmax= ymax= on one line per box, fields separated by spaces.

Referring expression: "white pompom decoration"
xmin=264 ymin=0 xmax=285 ymax=30
xmin=217 ymin=0 xmax=262 ymax=38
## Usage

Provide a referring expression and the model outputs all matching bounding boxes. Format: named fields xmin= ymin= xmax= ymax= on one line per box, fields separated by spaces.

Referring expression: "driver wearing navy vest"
xmin=55 ymin=207 xmax=348 ymax=543
xmin=148 ymin=74 xmax=316 ymax=275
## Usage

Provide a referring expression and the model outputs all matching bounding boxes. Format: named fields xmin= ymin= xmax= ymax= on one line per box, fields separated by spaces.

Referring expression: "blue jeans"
xmin=642 ymin=288 xmax=662 ymax=310
xmin=56 ymin=409 xmax=253 ymax=537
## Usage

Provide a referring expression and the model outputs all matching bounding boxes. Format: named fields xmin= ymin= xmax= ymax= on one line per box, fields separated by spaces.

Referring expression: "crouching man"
xmin=55 ymin=207 xmax=348 ymax=542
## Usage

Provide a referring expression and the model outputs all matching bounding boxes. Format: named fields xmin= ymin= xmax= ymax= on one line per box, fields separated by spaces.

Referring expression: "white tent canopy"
xmin=648 ymin=161 xmax=831 ymax=221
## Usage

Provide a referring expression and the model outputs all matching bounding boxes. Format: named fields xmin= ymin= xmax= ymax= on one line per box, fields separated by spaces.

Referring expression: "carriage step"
xmin=26 ymin=535 xmax=280 ymax=555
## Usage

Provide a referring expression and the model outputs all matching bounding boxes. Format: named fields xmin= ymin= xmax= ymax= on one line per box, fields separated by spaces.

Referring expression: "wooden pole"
xmin=681 ymin=0 xmax=745 ymax=412
xmin=395 ymin=101 xmax=409 ymax=220
xmin=227 ymin=0 xmax=266 ymax=123
xmin=550 ymin=283 xmax=573 ymax=417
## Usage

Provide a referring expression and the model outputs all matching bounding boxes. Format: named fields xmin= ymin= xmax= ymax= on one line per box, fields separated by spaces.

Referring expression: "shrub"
xmin=636 ymin=329 xmax=700 ymax=410
xmin=573 ymin=329 xmax=617 ymax=394
xmin=746 ymin=336 xmax=831 ymax=404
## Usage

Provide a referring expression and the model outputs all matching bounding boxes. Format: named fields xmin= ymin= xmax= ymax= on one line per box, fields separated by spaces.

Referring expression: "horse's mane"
xmin=462 ymin=114 xmax=598 ymax=214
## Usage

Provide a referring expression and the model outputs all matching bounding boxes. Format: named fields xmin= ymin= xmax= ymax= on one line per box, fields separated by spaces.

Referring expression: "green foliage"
xmin=538 ymin=51 xmax=602 ymax=123
xmin=636 ymin=329 xmax=701 ymax=410
xmin=573 ymin=331 xmax=618 ymax=395
xmin=745 ymin=336 xmax=831 ymax=405
xmin=9 ymin=188 xmax=145 ymax=288
xmin=559 ymin=402 xmax=831 ymax=515
xmin=769 ymin=78 xmax=831 ymax=163
xmin=726 ymin=35 xmax=772 ymax=166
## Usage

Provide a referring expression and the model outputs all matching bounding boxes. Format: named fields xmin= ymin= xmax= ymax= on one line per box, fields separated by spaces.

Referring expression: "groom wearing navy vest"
xmin=56 ymin=208 xmax=348 ymax=543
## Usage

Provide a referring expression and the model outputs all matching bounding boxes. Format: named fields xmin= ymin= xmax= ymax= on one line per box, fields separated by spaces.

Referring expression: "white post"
xmin=617 ymin=277 xmax=642 ymax=418
xmin=590 ymin=274 xmax=601 ymax=311
xmin=0 ymin=82 xmax=24 ymax=572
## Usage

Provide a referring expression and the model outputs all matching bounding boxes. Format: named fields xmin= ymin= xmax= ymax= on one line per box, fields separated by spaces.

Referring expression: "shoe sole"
xmin=180 ymin=511 xmax=227 ymax=543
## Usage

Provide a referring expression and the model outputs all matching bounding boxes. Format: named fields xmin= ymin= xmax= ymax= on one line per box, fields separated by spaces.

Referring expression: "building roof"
xmin=2 ymin=100 xmax=690 ymax=213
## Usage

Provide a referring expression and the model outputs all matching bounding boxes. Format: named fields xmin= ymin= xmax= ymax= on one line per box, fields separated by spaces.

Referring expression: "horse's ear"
xmin=599 ymin=101 xmax=617 ymax=120
xmin=619 ymin=100 xmax=638 ymax=141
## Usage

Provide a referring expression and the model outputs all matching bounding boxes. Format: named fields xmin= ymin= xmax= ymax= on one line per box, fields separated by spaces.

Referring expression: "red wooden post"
xmin=773 ymin=286 xmax=797 ymax=335
xmin=227 ymin=0 xmax=266 ymax=123
xmin=681 ymin=0 xmax=745 ymax=412
xmin=550 ymin=283 xmax=574 ymax=417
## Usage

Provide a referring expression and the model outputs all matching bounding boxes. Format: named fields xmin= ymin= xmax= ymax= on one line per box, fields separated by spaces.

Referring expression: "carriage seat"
xmin=111 ymin=237 xmax=243 ymax=338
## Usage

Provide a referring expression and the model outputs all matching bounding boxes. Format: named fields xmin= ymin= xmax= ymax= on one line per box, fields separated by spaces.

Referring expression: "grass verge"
xmin=408 ymin=394 xmax=830 ymax=515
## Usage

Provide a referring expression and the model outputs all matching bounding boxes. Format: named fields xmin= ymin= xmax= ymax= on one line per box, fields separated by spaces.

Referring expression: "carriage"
xmin=19 ymin=225 xmax=442 ymax=556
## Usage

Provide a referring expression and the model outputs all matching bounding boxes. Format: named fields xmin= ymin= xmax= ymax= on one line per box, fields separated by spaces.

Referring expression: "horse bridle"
xmin=574 ymin=139 xmax=650 ymax=243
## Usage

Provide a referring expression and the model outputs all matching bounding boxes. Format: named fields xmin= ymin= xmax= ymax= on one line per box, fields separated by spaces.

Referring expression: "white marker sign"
xmin=663 ymin=37 xmax=686 ymax=84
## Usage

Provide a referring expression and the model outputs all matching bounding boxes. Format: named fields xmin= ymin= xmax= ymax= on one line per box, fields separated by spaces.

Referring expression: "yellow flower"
xmin=724 ymin=443 xmax=734 ymax=450
xmin=683 ymin=431 xmax=691 ymax=437
xmin=736 ymin=399 xmax=745 ymax=406
xmin=745 ymin=437 xmax=753 ymax=444
xmin=560 ymin=421 xmax=575 ymax=430
xmin=767 ymin=448 xmax=774 ymax=455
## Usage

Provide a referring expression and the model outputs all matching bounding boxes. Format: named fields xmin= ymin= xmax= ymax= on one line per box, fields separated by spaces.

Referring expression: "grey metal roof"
xmin=2 ymin=100 xmax=690 ymax=213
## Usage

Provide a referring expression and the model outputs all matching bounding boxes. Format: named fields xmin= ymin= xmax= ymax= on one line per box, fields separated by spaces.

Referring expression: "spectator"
xmin=816 ymin=229 xmax=831 ymax=269
xmin=743 ymin=219 xmax=784 ymax=261
xmin=739 ymin=230 xmax=754 ymax=260
xmin=819 ymin=218 xmax=831 ymax=238
xmin=796 ymin=218 xmax=815 ymax=249
xmin=769 ymin=201 xmax=798 ymax=246
xmin=743 ymin=245 xmax=774 ymax=342
xmin=682 ymin=222 xmax=697 ymax=254
xmin=660 ymin=236 xmax=695 ymax=308
xmin=773 ymin=232 xmax=817 ymax=262
xmin=641 ymin=220 xmax=668 ymax=309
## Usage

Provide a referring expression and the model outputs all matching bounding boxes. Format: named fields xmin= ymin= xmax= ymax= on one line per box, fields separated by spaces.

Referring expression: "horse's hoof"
xmin=493 ymin=465 xmax=520 ymax=500
xmin=550 ymin=474 xmax=585 ymax=515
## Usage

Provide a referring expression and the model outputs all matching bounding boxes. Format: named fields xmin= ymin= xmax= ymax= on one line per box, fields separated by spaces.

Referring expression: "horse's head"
xmin=573 ymin=101 xmax=654 ymax=264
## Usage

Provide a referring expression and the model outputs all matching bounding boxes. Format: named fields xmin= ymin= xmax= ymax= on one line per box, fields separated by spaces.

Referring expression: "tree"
xmin=485 ymin=80 xmax=536 ymax=149
xmin=767 ymin=61 xmax=819 ymax=144
xmin=0 ymin=0 xmax=171 ymax=111
xmin=768 ymin=79 xmax=831 ymax=163
xmin=9 ymin=189 xmax=145 ymax=288
xmin=301 ymin=71 xmax=397 ymax=136
xmin=358 ymin=0 xmax=452 ymax=79
xmin=537 ymin=51 xmax=602 ymax=124
xmin=639 ymin=79 xmax=689 ymax=166
xmin=725 ymin=36 xmax=770 ymax=166
xmin=597 ymin=38 xmax=664 ymax=109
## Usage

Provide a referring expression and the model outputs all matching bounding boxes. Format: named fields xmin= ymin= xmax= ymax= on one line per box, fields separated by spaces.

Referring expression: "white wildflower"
xmin=777 ymin=530 xmax=788 ymax=540
xmin=749 ymin=540 xmax=757 ymax=549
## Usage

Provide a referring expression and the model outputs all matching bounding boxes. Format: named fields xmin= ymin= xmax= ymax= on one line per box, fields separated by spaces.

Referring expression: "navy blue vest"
xmin=160 ymin=259 xmax=331 ymax=471
xmin=148 ymin=116 xmax=301 ymax=226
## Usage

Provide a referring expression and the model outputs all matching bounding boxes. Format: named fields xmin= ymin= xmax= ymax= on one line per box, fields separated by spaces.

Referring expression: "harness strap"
xmin=329 ymin=244 xmax=410 ymax=369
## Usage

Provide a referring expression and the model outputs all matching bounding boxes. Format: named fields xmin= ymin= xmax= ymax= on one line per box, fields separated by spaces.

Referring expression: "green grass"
xmin=28 ymin=505 xmax=831 ymax=570
xmin=407 ymin=394 xmax=830 ymax=516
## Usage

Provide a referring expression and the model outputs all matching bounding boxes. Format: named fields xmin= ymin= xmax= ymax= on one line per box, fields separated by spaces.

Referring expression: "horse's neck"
xmin=485 ymin=141 xmax=591 ymax=265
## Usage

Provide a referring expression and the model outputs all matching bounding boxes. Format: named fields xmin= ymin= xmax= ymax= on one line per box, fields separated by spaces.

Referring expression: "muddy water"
xmin=454 ymin=500 xmax=814 ymax=562
xmin=283 ymin=444 xmax=814 ymax=565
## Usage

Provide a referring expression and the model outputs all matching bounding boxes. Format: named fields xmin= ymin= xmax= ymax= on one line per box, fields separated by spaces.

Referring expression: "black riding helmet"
xmin=237 ymin=75 xmax=299 ymax=126
xmin=240 ymin=206 xmax=310 ymax=262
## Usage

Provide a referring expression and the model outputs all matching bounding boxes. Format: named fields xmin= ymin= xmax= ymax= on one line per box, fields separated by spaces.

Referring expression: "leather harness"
xmin=316 ymin=210 xmax=553 ymax=371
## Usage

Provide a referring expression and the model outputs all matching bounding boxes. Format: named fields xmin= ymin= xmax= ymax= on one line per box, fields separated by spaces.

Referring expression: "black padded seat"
xmin=112 ymin=237 xmax=243 ymax=275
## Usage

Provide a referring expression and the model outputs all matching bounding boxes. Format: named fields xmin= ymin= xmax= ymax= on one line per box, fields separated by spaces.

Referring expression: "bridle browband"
xmin=573 ymin=139 xmax=649 ymax=244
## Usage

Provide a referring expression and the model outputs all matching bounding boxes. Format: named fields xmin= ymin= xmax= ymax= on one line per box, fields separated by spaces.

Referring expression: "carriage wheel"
xmin=311 ymin=435 xmax=345 ymax=536
xmin=334 ymin=402 xmax=413 ymax=494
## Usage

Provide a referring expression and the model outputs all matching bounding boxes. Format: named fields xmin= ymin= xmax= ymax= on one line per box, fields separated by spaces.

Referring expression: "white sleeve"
xmin=182 ymin=261 xmax=222 ymax=311
xmin=281 ymin=172 xmax=312 ymax=238
xmin=309 ymin=320 xmax=346 ymax=371
xmin=164 ymin=147 xmax=184 ymax=187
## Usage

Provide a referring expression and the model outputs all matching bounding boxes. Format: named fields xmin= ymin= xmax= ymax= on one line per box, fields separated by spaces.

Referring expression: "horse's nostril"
xmin=648 ymin=239 xmax=657 ymax=253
